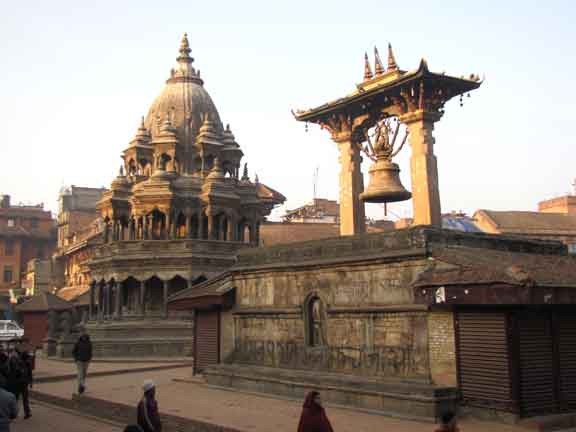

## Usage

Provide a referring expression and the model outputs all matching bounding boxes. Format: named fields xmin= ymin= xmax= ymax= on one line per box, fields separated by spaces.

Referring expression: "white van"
xmin=0 ymin=321 xmax=24 ymax=341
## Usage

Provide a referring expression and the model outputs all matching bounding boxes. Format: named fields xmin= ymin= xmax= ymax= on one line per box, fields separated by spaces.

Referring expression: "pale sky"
xmin=1 ymin=1 xmax=575 ymax=221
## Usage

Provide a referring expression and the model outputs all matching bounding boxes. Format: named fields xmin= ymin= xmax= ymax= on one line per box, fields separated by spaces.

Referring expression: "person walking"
xmin=72 ymin=334 xmax=93 ymax=394
xmin=15 ymin=340 xmax=32 ymax=419
xmin=5 ymin=343 xmax=25 ymax=413
xmin=137 ymin=380 xmax=162 ymax=432
xmin=297 ymin=391 xmax=334 ymax=432
xmin=435 ymin=412 xmax=459 ymax=432
xmin=0 ymin=375 xmax=18 ymax=432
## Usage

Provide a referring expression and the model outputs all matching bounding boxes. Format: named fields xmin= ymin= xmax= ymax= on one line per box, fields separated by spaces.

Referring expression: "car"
xmin=0 ymin=321 xmax=24 ymax=342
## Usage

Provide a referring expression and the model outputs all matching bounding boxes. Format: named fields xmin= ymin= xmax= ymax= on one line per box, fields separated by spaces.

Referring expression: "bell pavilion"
xmin=84 ymin=34 xmax=285 ymax=357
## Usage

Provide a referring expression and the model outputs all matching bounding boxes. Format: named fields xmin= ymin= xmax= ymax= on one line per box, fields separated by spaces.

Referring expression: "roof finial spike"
xmin=255 ymin=173 xmax=259 ymax=183
xmin=177 ymin=32 xmax=193 ymax=63
xmin=140 ymin=116 xmax=145 ymax=128
xmin=363 ymin=52 xmax=373 ymax=81
xmin=387 ymin=43 xmax=399 ymax=72
xmin=374 ymin=47 xmax=385 ymax=75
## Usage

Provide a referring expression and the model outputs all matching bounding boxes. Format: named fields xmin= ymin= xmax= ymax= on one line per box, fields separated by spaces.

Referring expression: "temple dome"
xmin=144 ymin=34 xmax=224 ymax=150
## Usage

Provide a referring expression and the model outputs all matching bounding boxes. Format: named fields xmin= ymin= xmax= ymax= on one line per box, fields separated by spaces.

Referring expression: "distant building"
xmin=0 ymin=195 xmax=56 ymax=294
xmin=21 ymin=258 xmax=52 ymax=296
xmin=52 ymin=186 xmax=106 ymax=302
xmin=282 ymin=199 xmax=339 ymax=224
xmin=474 ymin=192 xmax=576 ymax=253
xmin=57 ymin=186 xmax=107 ymax=249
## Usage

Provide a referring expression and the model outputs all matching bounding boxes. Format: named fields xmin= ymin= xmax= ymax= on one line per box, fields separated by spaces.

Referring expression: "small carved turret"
xmin=241 ymin=163 xmax=250 ymax=182
xmin=387 ymin=43 xmax=399 ymax=72
xmin=363 ymin=53 xmax=373 ymax=81
xmin=374 ymin=47 xmax=385 ymax=75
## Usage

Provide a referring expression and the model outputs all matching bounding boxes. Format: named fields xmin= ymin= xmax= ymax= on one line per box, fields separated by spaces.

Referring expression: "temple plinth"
xmin=295 ymin=46 xmax=481 ymax=233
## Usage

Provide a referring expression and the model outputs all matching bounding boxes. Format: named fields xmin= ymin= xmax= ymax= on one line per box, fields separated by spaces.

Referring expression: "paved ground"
xmin=34 ymin=357 xmax=191 ymax=380
xmin=33 ymin=361 xmax=528 ymax=432
xmin=12 ymin=401 xmax=122 ymax=432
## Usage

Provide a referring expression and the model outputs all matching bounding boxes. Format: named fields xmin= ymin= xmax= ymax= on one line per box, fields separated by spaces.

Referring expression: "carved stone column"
xmin=162 ymin=280 xmax=168 ymax=318
xmin=400 ymin=110 xmax=442 ymax=227
xmin=143 ymin=215 xmax=149 ymax=240
xmin=227 ymin=217 xmax=235 ymax=241
xmin=207 ymin=213 xmax=215 ymax=240
xmin=97 ymin=282 xmax=103 ymax=323
xmin=335 ymin=135 xmax=366 ymax=236
xmin=197 ymin=210 xmax=204 ymax=239
xmin=140 ymin=280 xmax=146 ymax=317
xmin=165 ymin=213 xmax=172 ymax=240
xmin=114 ymin=281 xmax=123 ymax=319
xmin=219 ymin=217 xmax=227 ymax=241
xmin=89 ymin=281 xmax=95 ymax=321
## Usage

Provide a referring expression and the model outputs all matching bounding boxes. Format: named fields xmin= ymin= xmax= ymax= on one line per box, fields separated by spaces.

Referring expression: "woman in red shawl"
xmin=297 ymin=391 xmax=334 ymax=432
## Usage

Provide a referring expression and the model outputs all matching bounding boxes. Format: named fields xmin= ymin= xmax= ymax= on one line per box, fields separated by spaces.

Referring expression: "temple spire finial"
xmin=387 ymin=43 xmax=398 ymax=72
xmin=177 ymin=33 xmax=193 ymax=63
xmin=374 ymin=47 xmax=385 ymax=75
xmin=363 ymin=53 xmax=373 ymax=81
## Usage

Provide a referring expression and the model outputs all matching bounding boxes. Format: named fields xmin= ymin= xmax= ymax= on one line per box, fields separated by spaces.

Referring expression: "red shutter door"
xmin=194 ymin=310 xmax=219 ymax=374
xmin=557 ymin=313 xmax=576 ymax=411
xmin=23 ymin=312 xmax=47 ymax=348
xmin=517 ymin=312 xmax=557 ymax=417
xmin=456 ymin=312 xmax=513 ymax=411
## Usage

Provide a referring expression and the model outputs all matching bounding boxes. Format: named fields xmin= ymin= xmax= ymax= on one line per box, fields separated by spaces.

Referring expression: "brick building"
xmin=0 ymin=195 xmax=56 ymax=294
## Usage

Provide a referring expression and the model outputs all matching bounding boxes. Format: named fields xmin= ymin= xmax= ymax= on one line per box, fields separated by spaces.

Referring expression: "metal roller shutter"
xmin=557 ymin=313 xmax=576 ymax=411
xmin=456 ymin=312 xmax=512 ymax=410
xmin=517 ymin=312 xmax=557 ymax=416
xmin=194 ymin=310 xmax=220 ymax=374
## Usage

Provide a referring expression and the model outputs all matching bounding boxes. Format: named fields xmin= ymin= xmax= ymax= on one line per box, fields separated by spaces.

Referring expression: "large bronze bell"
xmin=360 ymin=158 xmax=411 ymax=203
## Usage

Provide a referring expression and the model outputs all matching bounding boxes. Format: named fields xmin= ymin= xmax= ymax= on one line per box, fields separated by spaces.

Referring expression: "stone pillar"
xmin=197 ymin=211 xmax=204 ymax=239
xmin=162 ymin=280 xmax=168 ymax=318
xmin=207 ymin=213 xmax=215 ymax=240
xmin=335 ymin=136 xmax=365 ymax=236
xmin=185 ymin=213 xmax=192 ymax=239
xmin=165 ymin=213 xmax=172 ymax=239
xmin=219 ymin=217 xmax=227 ymax=241
xmin=115 ymin=281 xmax=122 ymax=319
xmin=97 ymin=283 xmax=103 ymax=323
xmin=255 ymin=221 xmax=260 ymax=246
xmin=227 ymin=217 xmax=235 ymax=241
xmin=143 ymin=216 xmax=149 ymax=240
xmin=400 ymin=110 xmax=442 ymax=227
xmin=140 ymin=281 xmax=147 ymax=317
xmin=89 ymin=281 xmax=95 ymax=321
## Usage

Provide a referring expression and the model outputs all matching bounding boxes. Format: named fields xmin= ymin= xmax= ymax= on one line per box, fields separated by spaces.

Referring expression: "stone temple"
xmin=84 ymin=34 xmax=285 ymax=357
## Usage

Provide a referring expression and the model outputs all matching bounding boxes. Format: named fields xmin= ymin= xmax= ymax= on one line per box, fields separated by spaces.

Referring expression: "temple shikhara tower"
xmin=85 ymin=34 xmax=284 ymax=356
xmin=295 ymin=45 xmax=481 ymax=235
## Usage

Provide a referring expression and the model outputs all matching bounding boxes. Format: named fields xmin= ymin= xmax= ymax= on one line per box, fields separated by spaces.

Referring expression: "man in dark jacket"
xmin=137 ymin=380 xmax=161 ymax=432
xmin=0 ymin=375 xmax=18 ymax=432
xmin=14 ymin=340 xmax=32 ymax=419
xmin=72 ymin=334 xmax=92 ymax=394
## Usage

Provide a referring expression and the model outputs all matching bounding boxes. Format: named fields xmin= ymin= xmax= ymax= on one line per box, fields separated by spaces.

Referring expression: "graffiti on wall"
xmin=227 ymin=339 xmax=428 ymax=378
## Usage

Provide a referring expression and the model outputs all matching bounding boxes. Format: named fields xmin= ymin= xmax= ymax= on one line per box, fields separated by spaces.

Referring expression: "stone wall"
xmin=220 ymin=309 xmax=235 ymax=361
xmin=228 ymin=258 xmax=434 ymax=381
xmin=427 ymin=312 xmax=457 ymax=386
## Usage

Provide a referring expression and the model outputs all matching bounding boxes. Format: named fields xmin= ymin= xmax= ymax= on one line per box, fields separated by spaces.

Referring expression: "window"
xmin=4 ymin=240 xmax=13 ymax=256
xmin=3 ymin=266 xmax=13 ymax=283
xmin=569 ymin=243 xmax=576 ymax=255
xmin=6 ymin=219 xmax=14 ymax=227
xmin=30 ymin=219 xmax=38 ymax=228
